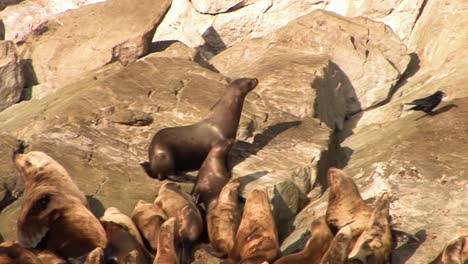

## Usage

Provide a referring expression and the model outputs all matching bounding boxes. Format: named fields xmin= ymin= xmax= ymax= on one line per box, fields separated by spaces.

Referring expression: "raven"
xmin=405 ymin=91 xmax=446 ymax=114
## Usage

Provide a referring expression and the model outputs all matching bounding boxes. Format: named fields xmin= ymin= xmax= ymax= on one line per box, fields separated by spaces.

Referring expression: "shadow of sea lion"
xmin=392 ymin=229 xmax=427 ymax=264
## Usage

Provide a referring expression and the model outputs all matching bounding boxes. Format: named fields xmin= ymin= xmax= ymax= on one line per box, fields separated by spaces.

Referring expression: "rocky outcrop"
xmin=0 ymin=0 xmax=106 ymax=41
xmin=16 ymin=0 xmax=171 ymax=98
xmin=0 ymin=40 xmax=23 ymax=111
xmin=212 ymin=10 xmax=410 ymax=123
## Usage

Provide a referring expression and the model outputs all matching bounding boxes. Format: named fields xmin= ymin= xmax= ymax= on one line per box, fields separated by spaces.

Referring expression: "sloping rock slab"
xmin=16 ymin=0 xmax=171 ymax=96
xmin=213 ymin=10 xmax=410 ymax=116
xmin=0 ymin=40 xmax=23 ymax=111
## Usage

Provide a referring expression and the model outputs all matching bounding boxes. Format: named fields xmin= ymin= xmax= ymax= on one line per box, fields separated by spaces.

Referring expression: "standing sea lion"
xmin=229 ymin=188 xmax=279 ymax=264
xmin=326 ymin=168 xmax=372 ymax=241
xmin=191 ymin=138 xmax=234 ymax=210
xmin=430 ymin=235 xmax=468 ymax=264
xmin=348 ymin=192 xmax=392 ymax=264
xmin=206 ymin=180 xmax=241 ymax=258
xmin=100 ymin=207 xmax=152 ymax=264
xmin=148 ymin=78 xmax=258 ymax=180
xmin=131 ymin=200 xmax=167 ymax=252
xmin=12 ymin=150 xmax=107 ymax=260
xmin=274 ymin=216 xmax=333 ymax=264
xmin=154 ymin=218 xmax=179 ymax=264
xmin=154 ymin=182 xmax=203 ymax=263
xmin=320 ymin=225 xmax=353 ymax=264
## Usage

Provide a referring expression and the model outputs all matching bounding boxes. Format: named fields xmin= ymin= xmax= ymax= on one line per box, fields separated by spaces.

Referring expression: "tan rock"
xmin=0 ymin=40 xmax=23 ymax=111
xmin=190 ymin=0 xmax=250 ymax=14
xmin=17 ymin=0 xmax=171 ymax=96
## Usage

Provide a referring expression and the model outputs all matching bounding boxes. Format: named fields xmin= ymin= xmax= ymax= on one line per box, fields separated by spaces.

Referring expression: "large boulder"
xmin=0 ymin=40 xmax=23 ymax=111
xmin=212 ymin=10 xmax=410 ymax=121
xmin=16 ymin=0 xmax=171 ymax=97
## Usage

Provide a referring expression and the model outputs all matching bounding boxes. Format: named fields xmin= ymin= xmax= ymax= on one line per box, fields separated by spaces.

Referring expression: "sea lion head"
xmin=327 ymin=167 xmax=361 ymax=200
xmin=229 ymin=78 xmax=258 ymax=95
xmin=13 ymin=151 xmax=68 ymax=186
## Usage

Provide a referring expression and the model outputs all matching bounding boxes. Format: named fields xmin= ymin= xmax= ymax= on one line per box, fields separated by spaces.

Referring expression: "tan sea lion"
xmin=229 ymin=188 xmax=279 ymax=264
xmin=326 ymin=167 xmax=372 ymax=241
xmin=191 ymin=138 xmax=234 ymax=211
xmin=206 ymin=180 xmax=241 ymax=258
xmin=100 ymin=207 xmax=152 ymax=264
xmin=320 ymin=225 xmax=353 ymax=264
xmin=430 ymin=235 xmax=468 ymax=264
xmin=131 ymin=200 xmax=167 ymax=252
xmin=12 ymin=150 xmax=107 ymax=259
xmin=84 ymin=247 xmax=104 ymax=264
xmin=273 ymin=216 xmax=333 ymax=264
xmin=154 ymin=218 xmax=179 ymax=264
xmin=154 ymin=182 xmax=203 ymax=263
xmin=148 ymin=78 xmax=258 ymax=181
xmin=348 ymin=192 xmax=392 ymax=264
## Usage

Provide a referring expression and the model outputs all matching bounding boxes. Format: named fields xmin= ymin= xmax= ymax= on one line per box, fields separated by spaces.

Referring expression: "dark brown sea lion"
xmin=131 ymin=200 xmax=167 ymax=252
xmin=349 ymin=192 xmax=392 ymax=264
xmin=319 ymin=225 xmax=353 ymax=264
xmin=430 ymin=235 xmax=468 ymax=264
xmin=148 ymin=78 xmax=258 ymax=180
xmin=100 ymin=207 xmax=152 ymax=264
xmin=154 ymin=182 xmax=203 ymax=263
xmin=154 ymin=218 xmax=179 ymax=264
xmin=0 ymin=242 xmax=42 ymax=264
xmin=326 ymin=167 xmax=372 ymax=242
xmin=13 ymin=151 xmax=107 ymax=260
xmin=206 ymin=180 xmax=241 ymax=258
xmin=229 ymin=188 xmax=279 ymax=264
xmin=191 ymin=138 xmax=234 ymax=210
xmin=273 ymin=216 xmax=333 ymax=264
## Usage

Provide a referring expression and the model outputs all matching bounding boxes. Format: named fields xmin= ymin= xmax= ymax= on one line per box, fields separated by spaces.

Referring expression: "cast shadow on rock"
xmin=86 ymin=195 xmax=106 ymax=218
xmin=415 ymin=103 xmax=458 ymax=121
xmin=230 ymin=121 xmax=302 ymax=168
xmin=236 ymin=170 xmax=269 ymax=195
xmin=311 ymin=62 xmax=359 ymax=194
xmin=392 ymin=229 xmax=427 ymax=264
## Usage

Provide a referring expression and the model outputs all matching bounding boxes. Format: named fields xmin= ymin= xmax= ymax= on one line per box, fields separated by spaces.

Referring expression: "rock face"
xmin=0 ymin=0 xmax=106 ymax=41
xmin=0 ymin=40 xmax=23 ymax=111
xmin=16 ymin=0 xmax=171 ymax=97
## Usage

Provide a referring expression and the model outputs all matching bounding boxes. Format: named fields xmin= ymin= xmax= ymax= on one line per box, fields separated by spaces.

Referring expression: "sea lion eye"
xmin=25 ymin=160 xmax=32 ymax=167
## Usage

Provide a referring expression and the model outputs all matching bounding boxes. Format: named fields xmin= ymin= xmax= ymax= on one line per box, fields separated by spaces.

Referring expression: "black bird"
xmin=405 ymin=91 xmax=446 ymax=114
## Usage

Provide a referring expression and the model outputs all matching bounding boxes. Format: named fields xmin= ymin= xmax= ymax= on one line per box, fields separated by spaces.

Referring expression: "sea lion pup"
xmin=191 ymin=138 xmax=234 ymax=210
xmin=206 ymin=180 xmax=241 ymax=258
xmin=273 ymin=216 xmax=333 ymax=264
xmin=131 ymin=200 xmax=167 ymax=252
xmin=154 ymin=182 xmax=203 ymax=263
xmin=12 ymin=150 xmax=107 ymax=260
xmin=348 ymin=192 xmax=392 ymax=264
xmin=154 ymin=218 xmax=179 ymax=264
xmin=0 ymin=242 xmax=42 ymax=264
xmin=229 ymin=188 xmax=279 ymax=264
xmin=320 ymin=225 xmax=353 ymax=264
xmin=148 ymin=77 xmax=258 ymax=181
xmin=100 ymin=207 xmax=152 ymax=264
xmin=326 ymin=167 xmax=372 ymax=241
xmin=430 ymin=236 xmax=468 ymax=264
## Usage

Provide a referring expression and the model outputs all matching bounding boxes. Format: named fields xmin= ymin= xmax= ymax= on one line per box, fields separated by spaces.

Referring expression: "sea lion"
xmin=148 ymin=77 xmax=258 ymax=180
xmin=430 ymin=235 xmax=468 ymax=264
xmin=326 ymin=168 xmax=372 ymax=241
xmin=131 ymin=200 xmax=167 ymax=252
xmin=12 ymin=150 xmax=107 ymax=259
xmin=206 ymin=180 xmax=241 ymax=258
xmin=84 ymin=247 xmax=104 ymax=264
xmin=100 ymin=207 xmax=152 ymax=264
xmin=320 ymin=225 xmax=353 ymax=264
xmin=154 ymin=182 xmax=203 ymax=263
xmin=0 ymin=242 xmax=42 ymax=264
xmin=191 ymin=138 xmax=234 ymax=210
xmin=274 ymin=216 xmax=333 ymax=264
xmin=154 ymin=218 xmax=179 ymax=264
xmin=348 ymin=192 xmax=392 ymax=264
xmin=229 ymin=188 xmax=279 ymax=264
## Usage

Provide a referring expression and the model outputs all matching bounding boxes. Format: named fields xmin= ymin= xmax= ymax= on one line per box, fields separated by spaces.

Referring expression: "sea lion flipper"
xmin=17 ymin=193 xmax=58 ymax=248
